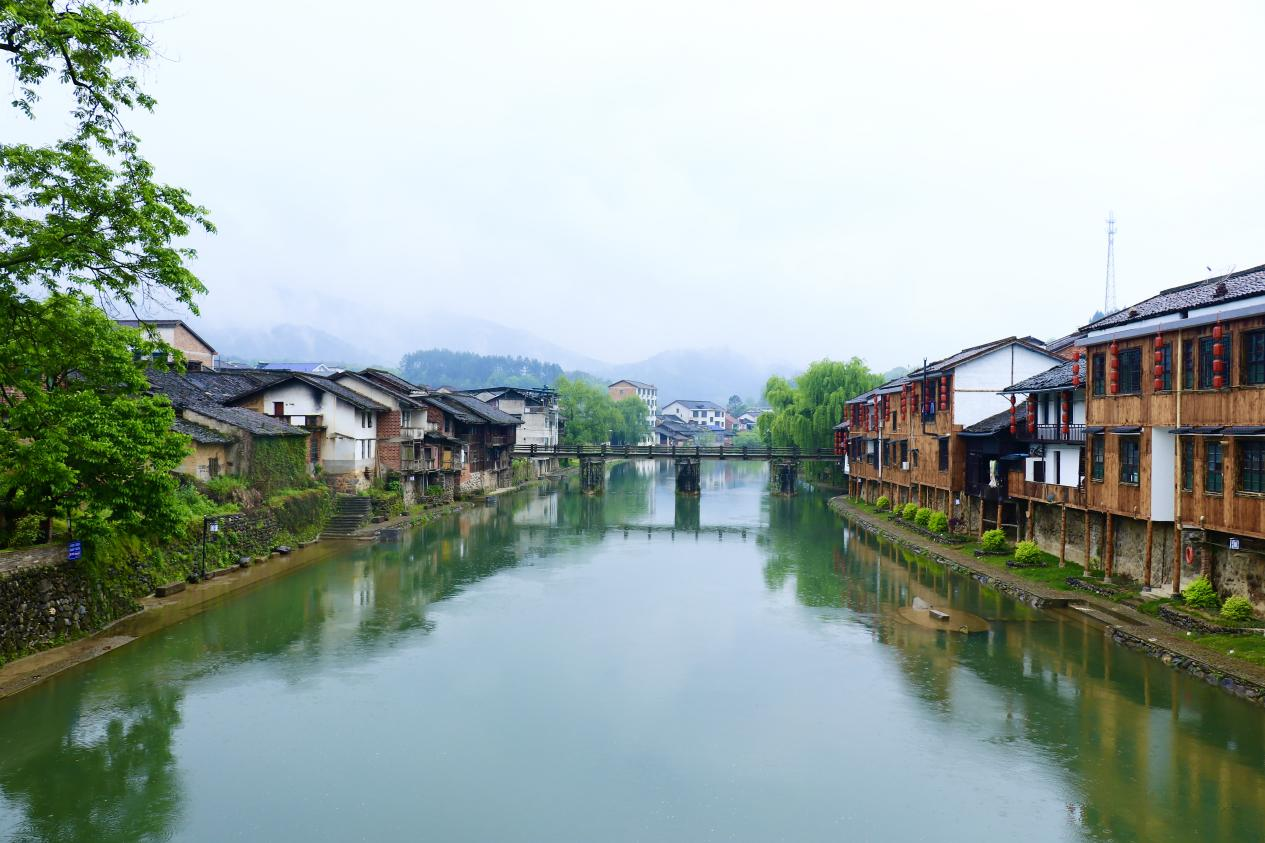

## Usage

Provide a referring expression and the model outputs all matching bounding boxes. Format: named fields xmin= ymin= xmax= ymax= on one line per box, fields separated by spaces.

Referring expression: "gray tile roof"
xmin=173 ymin=418 xmax=233 ymax=444
xmin=666 ymin=399 xmax=725 ymax=411
xmin=907 ymin=336 xmax=1051 ymax=378
xmin=1083 ymin=264 xmax=1265 ymax=331
xmin=226 ymin=373 xmax=390 ymax=413
xmin=961 ymin=402 xmax=1028 ymax=434
xmin=183 ymin=404 xmax=307 ymax=437
xmin=439 ymin=393 xmax=522 ymax=426
xmin=1002 ymin=360 xmax=1077 ymax=393
xmin=147 ymin=370 xmax=307 ymax=438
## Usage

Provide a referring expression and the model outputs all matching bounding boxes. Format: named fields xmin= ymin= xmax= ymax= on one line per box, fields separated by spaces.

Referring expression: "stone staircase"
xmin=322 ymin=495 xmax=372 ymax=537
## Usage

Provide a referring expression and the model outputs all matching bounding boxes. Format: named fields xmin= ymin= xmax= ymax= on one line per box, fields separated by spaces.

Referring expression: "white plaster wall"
xmin=1024 ymin=444 xmax=1082 ymax=487
xmin=953 ymin=346 xmax=1061 ymax=427
xmin=1151 ymin=427 xmax=1176 ymax=521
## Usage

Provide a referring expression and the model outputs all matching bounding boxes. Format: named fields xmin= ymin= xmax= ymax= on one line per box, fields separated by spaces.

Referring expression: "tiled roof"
xmin=666 ymin=399 xmax=724 ymax=411
xmin=1002 ymin=360 xmax=1076 ymax=393
xmin=440 ymin=393 xmax=523 ymax=426
xmin=361 ymin=368 xmax=425 ymax=395
xmin=226 ymin=373 xmax=390 ymax=412
xmin=907 ymin=336 xmax=1051 ymax=378
xmin=184 ymin=403 xmax=307 ymax=437
xmin=1083 ymin=264 xmax=1265 ymax=331
xmin=334 ymin=371 xmax=425 ymax=408
xmin=172 ymin=418 xmax=233 ymax=444
xmin=611 ymin=379 xmax=654 ymax=390
xmin=116 ymin=319 xmax=218 ymax=353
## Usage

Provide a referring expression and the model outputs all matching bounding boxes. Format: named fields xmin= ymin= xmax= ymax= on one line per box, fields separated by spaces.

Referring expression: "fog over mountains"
xmin=199 ymin=311 xmax=797 ymax=403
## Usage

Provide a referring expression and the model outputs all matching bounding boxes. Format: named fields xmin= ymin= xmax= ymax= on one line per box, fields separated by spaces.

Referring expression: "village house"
xmin=146 ymin=369 xmax=310 ymax=481
xmin=226 ymin=372 xmax=388 ymax=490
xmin=654 ymin=415 xmax=701 ymax=446
xmin=1069 ymin=265 xmax=1265 ymax=605
xmin=460 ymin=386 xmax=560 ymax=475
xmin=661 ymin=399 xmax=726 ymax=434
xmin=608 ymin=380 xmax=658 ymax=444
xmin=118 ymin=319 xmax=219 ymax=370
xmin=844 ymin=337 xmax=1063 ymax=529
xmin=422 ymin=393 xmax=521 ymax=493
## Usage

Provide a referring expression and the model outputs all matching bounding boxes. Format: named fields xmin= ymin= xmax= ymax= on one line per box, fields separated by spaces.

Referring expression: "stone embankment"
xmin=828 ymin=496 xmax=1265 ymax=707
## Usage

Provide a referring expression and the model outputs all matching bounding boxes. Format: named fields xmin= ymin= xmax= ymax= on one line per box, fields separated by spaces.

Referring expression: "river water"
xmin=1 ymin=462 xmax=1263 ymax=842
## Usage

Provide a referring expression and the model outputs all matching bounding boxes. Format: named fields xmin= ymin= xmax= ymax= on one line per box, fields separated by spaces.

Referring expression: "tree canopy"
xmin=757 ymin=358 xmax=882 ymax=452
xmin=1 ymin=2 xmax=209 ymax=542
xmin=556 ymin=376 xmax=650 ymax=446
xmin=399 ymin=348 xmax=564 ymax=390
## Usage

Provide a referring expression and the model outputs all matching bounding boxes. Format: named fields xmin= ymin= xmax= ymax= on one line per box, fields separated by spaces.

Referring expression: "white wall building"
xmin=661 ymin=399 xmax=726 ymax=432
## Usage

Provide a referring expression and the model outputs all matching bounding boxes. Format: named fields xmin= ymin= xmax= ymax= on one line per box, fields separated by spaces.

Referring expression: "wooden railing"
xmin=1016 ymin=424 xmax=1086 ymax=444
xmin=514 ymin=443 xmax=842 ymax=461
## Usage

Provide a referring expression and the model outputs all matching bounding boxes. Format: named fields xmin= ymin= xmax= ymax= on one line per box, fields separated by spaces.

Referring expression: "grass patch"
xmin=1193 ymin=634 xmax=1265 ymax=667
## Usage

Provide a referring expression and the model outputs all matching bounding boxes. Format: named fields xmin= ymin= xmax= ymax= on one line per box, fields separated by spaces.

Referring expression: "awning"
xmin=1174 ymin=426 xmax=1225 ymax=435
xmin=1110 ymin=426 xmax=1142 ymax=434
xmin=1224 ymin=426 xmax=1265 ymax=435
xmin=424 ymin=432 xmax=463 ymax=445
xmin=1085 ymin=426 xmax=1105 ymax=434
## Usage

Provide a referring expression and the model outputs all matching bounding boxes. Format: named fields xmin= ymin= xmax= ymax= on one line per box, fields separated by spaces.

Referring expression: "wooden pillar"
xmin=1083 ymin=508 xmax=1091 ymax=577
xmin=1026 ymin=500 xmax=1035 ymax=541
xmin=1172 ymin=524 xmax=1183 ymax=596
xmin=1059 ymin=504 xmax=1068 ymax=566
xmin=994 ymin=498 xmax=1002 ymax=537
xmin=1144 ymin=519 xmax=1154 ymax=588
xmin=1105 ymin=512 xmax=1115 ymax=579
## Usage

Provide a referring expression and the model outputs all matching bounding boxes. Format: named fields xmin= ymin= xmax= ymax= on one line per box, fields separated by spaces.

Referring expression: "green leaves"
xmin=555 ymin=377 xmax=651 ymax=446
xmin=759 ymin=358 xmax=882 ymax=452
xmin=0 ymin=293 xmax=190 ymax=539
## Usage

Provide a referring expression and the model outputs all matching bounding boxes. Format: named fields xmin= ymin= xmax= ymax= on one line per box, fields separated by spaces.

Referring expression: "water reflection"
xmin=0 ymin=463 xmax=1263 ymax=842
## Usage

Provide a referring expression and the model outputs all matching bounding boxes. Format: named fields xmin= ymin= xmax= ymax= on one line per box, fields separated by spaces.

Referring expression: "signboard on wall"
xmin=67 ymin=540 xmax=82 ymax=561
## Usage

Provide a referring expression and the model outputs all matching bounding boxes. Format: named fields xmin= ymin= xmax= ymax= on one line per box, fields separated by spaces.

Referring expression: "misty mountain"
xmin=204 ymin=322 xmax=389 ymax=369
xmin=400 ymin=349 xmax=565 ymax=390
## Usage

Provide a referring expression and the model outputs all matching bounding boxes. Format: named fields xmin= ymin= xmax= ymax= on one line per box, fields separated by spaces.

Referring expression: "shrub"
xmin=927 ymin=511 xmax=949 ymax=534
xmin=1014 ymin=540 xmax=1044 ymax=566
xmin=205 ymin=475 xmax=249 ymax=502
xmin=875 ymin=495 xmax=890 ymax=511
xmin=10 ymin=514 xmax=42 ymax=547
xmin=980 ymin=529 xmax=1007 ymax=554
xmin=1182 ymin=575 xmax=1220 ymax=610
xmin=901 ymin=502 xmax=918 ymax=520
xmin=425 ymin=485 xmax=445 ymax=498
xmin=1220 ymin=595 xmax=1254 ymax=623
xmin=914 ymin=507 xmax=932 ymax=527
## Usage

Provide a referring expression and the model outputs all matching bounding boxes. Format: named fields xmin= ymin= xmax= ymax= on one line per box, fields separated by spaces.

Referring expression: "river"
xmin=1 ymin=462 xmax=1263 ymax=842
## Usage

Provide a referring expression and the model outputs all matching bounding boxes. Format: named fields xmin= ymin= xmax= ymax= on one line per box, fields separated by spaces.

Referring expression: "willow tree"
xmin=757 ymin=359 xmax=881 ymax=478
xmin=1 ymin=2 xmax=211 ymax=540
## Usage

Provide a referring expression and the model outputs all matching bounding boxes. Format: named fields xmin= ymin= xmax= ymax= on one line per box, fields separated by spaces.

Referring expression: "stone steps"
xmin=321 ymin=495 xmax=373 ymax=537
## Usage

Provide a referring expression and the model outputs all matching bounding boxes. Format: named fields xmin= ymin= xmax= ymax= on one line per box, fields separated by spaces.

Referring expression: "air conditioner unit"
xmin=901 ymin=461 xmax=909 ymax=470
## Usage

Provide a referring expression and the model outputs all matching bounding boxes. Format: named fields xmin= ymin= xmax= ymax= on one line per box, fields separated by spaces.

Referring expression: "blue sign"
xmin=67 ymin=540 xmax=82 ymax=561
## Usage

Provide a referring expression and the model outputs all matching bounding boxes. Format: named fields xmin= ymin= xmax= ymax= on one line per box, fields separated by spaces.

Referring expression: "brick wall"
xmin=378 ymin=409 xmax=401 ymax=472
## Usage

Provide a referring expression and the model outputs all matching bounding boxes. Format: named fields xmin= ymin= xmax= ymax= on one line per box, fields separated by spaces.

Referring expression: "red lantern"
xmin=1154 ymin=333 xmax=1164 ymax=349
xmin=1213 ymin=322 xmax=1224 ymax=341
xmin=1214 ymin=375 xmax=1225 ymax=389
xmin=1071 ymin=361 xmax=1081 ymax=387
xmin=1110 ymin=340 xmax=1119 ymax=355
xmin=1027 ymin=396 xmax=1036 ymax=433
xmin=1213 ymin=359 xmax=1225 ymax=374
xmin=1213 ymin=342 xmax=1224 ymax=358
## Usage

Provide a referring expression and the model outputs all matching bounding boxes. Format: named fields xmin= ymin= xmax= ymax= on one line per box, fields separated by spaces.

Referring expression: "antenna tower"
xmin=1104 ymin=212 xmax=1117 ymax=314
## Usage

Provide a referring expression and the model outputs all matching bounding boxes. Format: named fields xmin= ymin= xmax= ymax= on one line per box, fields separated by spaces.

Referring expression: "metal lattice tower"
xmin=1104 ymin=212 xmax=1117 ymax=314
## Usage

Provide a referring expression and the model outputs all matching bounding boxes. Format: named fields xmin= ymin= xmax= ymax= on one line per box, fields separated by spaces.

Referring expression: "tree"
xmin=556 ymin=376 xmax=618 ymax=445
xmin=0 ymin=2 xmax=210 ymax=540
xmin=1 ymin=1 xmax=213 ymax=310
xmin=726 ymin=394 xmax=748 ymax=418
xmin=611 ymin=395 xmax=650 ymax=445
xmin=757 ymin=358 xmax=882 ymax=479
xmin=0 ymin=294 xmax=190 ymax=539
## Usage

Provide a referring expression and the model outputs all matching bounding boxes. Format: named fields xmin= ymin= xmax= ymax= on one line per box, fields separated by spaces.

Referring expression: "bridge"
xmin=513 ymin=443 xmax=843 ymax=496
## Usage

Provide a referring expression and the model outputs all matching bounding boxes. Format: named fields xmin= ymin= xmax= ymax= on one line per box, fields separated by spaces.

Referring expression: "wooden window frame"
xmin=1198 ymin=334 xmax=1232 ymax=390
xmin=1205 ymin=440 xmax=1224 ymax=495
xmin=1181 ymin=438 xmax=1194 ymax=491
xmin=1119 ymin=436 xmax=1140 ymax=485
xmin=1239 ymin=439 xmax=1265 ymax=495
xmin=1118 ymin=347 xmax=1142 ymax=394
xmin=1091 ymin=353 xmax=1106 ymax=396
xmin=1091 ymin=435 xmax=1104 ymax=482
xmin=1244 ymin=329 xmax=1265 ymax=386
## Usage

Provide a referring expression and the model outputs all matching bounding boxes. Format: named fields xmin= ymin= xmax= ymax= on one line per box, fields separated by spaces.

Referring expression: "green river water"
xmin=1 ymin=462 xmax=1263 ymax=842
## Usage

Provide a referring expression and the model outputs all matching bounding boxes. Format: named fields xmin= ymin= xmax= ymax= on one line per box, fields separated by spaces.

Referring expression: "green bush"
xmin=1220 ymin=595 xmax=1254 ymax=622
xmin=875 ymin=495 xmax=890 ymax=511
xmin=914 ymin=507 xmax=932 ymax=527
xmin=11 ymin=514 xmax=42 ymax=547
xmin=1014 ymin=540 xmax=1043 ymax=566
xmin=901 ymin=502 xmax=918 ymax=520
xmin=980 ymin=529 xmax=1007 ymax=554
xmin=1183 ymin=575 xmax=1220 ymax=610
xmin=425 ymin=485 xmax=445 ymax=498
xmin=205 ymin=475 xmax=248 ymax=502
xmin=927 ymin=511 xmax=949 ymax=534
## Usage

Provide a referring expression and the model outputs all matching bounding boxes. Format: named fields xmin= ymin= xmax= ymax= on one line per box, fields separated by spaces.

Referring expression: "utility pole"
xmin=1104 ymin=212 xmax=1117 ymax=314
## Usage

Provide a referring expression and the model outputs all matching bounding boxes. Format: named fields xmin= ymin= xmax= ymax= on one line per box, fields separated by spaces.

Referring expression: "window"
xmin=1118 ymin=348 xmax=1142 ymax=394
xmin=912 ymin=449 xmax=919 ymax=467
xmin=1092 ymin=353 xmax=1106 ymax=396
xmin=937 ymin=438 xmax=949 ymax=471
xmin=273 ymin=401 xmax=285 ymax=417
xmin=1181 ymin=439 xmax=1194 ymax=491
xmin=1053 ymin=450 xmax=1061 ymax=484
xmin=900 ymin=441 xmax=908 ymax=465
xmin=1199 ymin=335 xmax=1232 ymax=389
xmin=1157 ymin=343 xmax=1172 ymax=391
xmin=1240 ymin=440 xmax=1265 ymax=494
xmin=1206 ymin=441 xmax=1224 ymax=493
xmin=1245 ymin=330 xmax=1265 ymax=385
xmin=1032 ymin=460 xmax=1046 ymax=482
xmin=1119 ymin=437 xmax=1140 ymax=484
xmin=1091 ymin=435 xmax=1104 ymax=481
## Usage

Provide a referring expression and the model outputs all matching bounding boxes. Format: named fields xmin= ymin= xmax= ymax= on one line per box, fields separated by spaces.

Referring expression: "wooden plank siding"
xmin=1084 ymin=313 xmax=1265 ymax=539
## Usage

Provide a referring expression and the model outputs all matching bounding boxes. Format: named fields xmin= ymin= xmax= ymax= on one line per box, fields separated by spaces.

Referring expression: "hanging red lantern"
xmin=1214 ymin=375 xmax=1225 ymax=389
xmin=1061 ymin=391 xmax=1071 ymax=435
xmin=1213 ymin=342 xmax=1224 ymax=358
xmin=1008 ymin=395 xmax=1017 ymax=434
xmin=939 ymin=376 xmax=948 ymax=411
xmin=1071 ymin=360 xmax=1081 ymax=387
xmin=1027 ymin=396 xmax=1036 ymax=433
xmin=1212 ymin=322 xmax=1224 ymax=341
xmin=1213 ymin=359 xmax=1225 ymax=374
xmin=1110 ymin=340 xmax=1119 ymax=355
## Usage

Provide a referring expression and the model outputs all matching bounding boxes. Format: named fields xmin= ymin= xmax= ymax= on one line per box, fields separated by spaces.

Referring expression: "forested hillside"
xmin=400 ymin=349 xmax=567 ymax=389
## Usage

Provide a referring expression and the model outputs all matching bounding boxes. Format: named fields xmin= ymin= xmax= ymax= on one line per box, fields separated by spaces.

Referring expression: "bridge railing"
xmin=513 ymin=443 xmax=841 ymax=460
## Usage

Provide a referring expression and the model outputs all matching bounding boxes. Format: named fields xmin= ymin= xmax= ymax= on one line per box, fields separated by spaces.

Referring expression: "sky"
xmin=89 ymin=0 xmax=1265 ymax=371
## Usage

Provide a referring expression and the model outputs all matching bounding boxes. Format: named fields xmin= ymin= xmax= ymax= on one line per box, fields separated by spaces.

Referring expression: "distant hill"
xmin=205 ymin=322 xmax=387 ymax=370
xmin=400 ymin=349 xmax=565 ymax=390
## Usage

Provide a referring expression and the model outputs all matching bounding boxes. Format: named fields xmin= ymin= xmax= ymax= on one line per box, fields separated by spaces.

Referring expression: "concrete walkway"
xmin=829 ymin=496 xmax=1265 ymax=705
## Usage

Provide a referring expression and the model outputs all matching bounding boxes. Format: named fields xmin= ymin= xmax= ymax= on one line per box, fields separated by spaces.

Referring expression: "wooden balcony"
xmin=1016 ymin=423 xmax=1086 ymax=444
xmin=1007 ymin=469 xmax=1086 ymax=506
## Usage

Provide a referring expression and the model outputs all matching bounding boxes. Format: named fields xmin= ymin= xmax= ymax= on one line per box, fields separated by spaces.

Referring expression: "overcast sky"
xmin=113 ymin=0 xmax=1265 ymax=370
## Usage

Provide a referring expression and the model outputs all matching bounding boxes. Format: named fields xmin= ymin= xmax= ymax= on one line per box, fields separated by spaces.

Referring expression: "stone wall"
xmin=1203 ymin=530 xmax=1265 ymax=611
xmin=1028 ymin=502 xmax=1176 ymax=587
xmin=0 ymin=558 xmax=132 ymax=663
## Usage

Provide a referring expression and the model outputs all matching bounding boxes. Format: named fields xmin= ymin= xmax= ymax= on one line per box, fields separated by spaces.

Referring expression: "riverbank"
xmin=828 ymin=495 xmax=1265 ymax=706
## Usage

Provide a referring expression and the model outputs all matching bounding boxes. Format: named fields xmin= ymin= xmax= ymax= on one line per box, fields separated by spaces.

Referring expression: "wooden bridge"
xmin=514 ymin=443 xmax=843 ymax=495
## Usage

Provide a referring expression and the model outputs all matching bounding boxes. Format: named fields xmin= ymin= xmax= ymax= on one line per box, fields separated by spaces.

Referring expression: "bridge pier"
xmin=675 ymin=457 xmax=701 ymax=496
xmin=772 ymin=461 xmax=798 ymax=496
xmin=580 ymin=456 xmax=606 ymax=495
